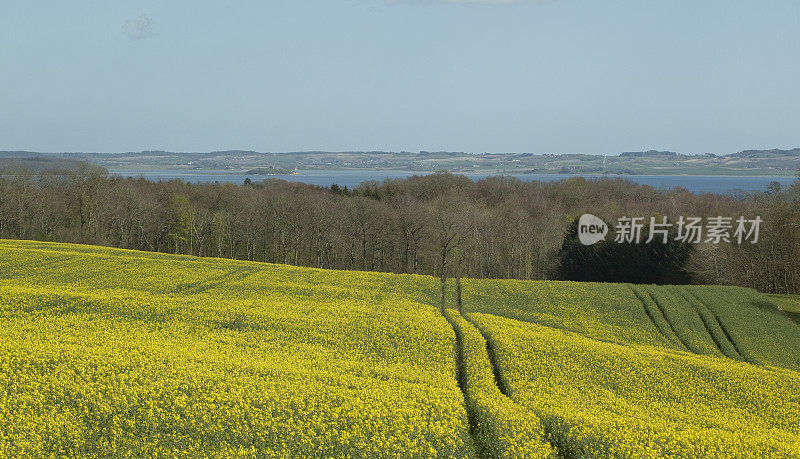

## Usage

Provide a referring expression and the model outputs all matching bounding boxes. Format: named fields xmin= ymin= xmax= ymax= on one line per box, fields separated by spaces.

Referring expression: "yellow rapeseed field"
xmin=460 ymin=278 xmax=800 ymax=457
xmin=468 ymin=312 xmax=800 ymax=456
xmin=1 ymin=240 xmax=799 ymax=457
xmin=0 ymin=240 xmax=473 ymax=457
xmin=442 ymin=309 xmax=555 ymax=458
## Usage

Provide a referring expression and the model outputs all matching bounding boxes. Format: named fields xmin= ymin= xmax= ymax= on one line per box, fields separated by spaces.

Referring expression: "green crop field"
xmin=1 ymin=240 xmax=798 ymax=457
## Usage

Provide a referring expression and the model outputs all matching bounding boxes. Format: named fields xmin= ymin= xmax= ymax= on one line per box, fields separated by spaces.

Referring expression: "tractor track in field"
xmin=644 ymin=288 xmax=700 ymax=354
xmin=684 ymin=289 xmax=756 ymax=365
xmin=677 ymin=289 xmax=752 ymax=363
xmin=443 ymin=279 xmax=563 ymax=458
xmin=461 ymin=310 xmax=570 ymax=459
xmin=463 ymin=313 xmax=510 ymax=396
xmin=453 ymin=277 xmax=510 ymax=396
xmin=175 ymin=268 xmax=259 ymax=295
xmin=438 ymin=300 xmax=481 ymax=453
xmin=630 ymin=285 xmax=686 ymax=350
xmin=678 ymin=289 xmax=738 ymax=360
xmin=460 ymin=310 xmax=569 ymax=458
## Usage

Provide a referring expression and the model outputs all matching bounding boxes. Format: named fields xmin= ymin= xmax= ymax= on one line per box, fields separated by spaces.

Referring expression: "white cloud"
xmin=122 ymin=14 xmax=152 ymax=40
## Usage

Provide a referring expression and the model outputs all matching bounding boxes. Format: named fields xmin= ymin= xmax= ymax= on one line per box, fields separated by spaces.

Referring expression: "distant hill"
xmin=0 ymin=150 xmax=43 ymax=158
xmin=731 ymin=148 xmax=800 ymax=158
xmin=620 ymin=150 xmax=680 ymax=157
xmin=9 ymin=148 xmax=800 ymax=176
xmin=0 ymin=153 xmax=107 ymax=174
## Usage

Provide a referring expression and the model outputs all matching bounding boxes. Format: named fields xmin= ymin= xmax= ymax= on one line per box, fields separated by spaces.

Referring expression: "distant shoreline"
xmin=107 ymin=168 xmax=798 ymax=179
xmin=5 ymin=149 xmax=798 ymax=178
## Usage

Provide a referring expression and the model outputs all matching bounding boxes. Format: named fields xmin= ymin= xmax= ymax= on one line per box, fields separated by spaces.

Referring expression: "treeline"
xmin=1 ymin=165 xmax=798 ymax=293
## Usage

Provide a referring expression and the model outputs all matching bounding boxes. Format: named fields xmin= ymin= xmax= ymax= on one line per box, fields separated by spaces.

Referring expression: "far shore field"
xmin=106 ymin=167 xmax=798 ymax=178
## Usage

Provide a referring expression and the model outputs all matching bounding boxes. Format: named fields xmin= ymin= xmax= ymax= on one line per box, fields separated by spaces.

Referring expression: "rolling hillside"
xmin=0 ymin=240 xmax=471 ymax=456
xmin=0 ymin=240 xmax=798 ymax=457
xmin=456 ymin=279 xmax=800 ymax=456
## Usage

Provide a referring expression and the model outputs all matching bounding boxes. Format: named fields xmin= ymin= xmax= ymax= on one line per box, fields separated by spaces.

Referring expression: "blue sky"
xmin=2 ymin=0 xmax=799 ymax=155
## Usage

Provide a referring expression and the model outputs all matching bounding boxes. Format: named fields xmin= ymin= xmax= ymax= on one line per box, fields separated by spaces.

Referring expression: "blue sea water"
xmin=110 ymin=169 xmax=797 ymax=195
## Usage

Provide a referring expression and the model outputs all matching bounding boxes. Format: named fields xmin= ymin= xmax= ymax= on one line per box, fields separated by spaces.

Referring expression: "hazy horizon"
xmin=3 ymin=148 xmax=799 ymax=157
xmin=3 ymin=1 xmax=800 ymax=155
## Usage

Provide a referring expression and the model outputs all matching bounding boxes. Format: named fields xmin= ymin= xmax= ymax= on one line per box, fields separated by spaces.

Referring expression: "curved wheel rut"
xmin=439 ymin=305 xmax=481 ymax=451
xmin=684 ymin=289 xmax=756 ymax=364
xmin=441 ymin=278 xmax=562 ymax=458
xmin=462 ymin=313 xmax=509 ymax=396
xmin=630 ymin=285 xmax=680 ymax=347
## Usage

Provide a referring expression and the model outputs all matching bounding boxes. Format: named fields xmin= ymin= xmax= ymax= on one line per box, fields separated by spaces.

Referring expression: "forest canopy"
xmin=1 ymin=166 xmax=798 ymax=293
